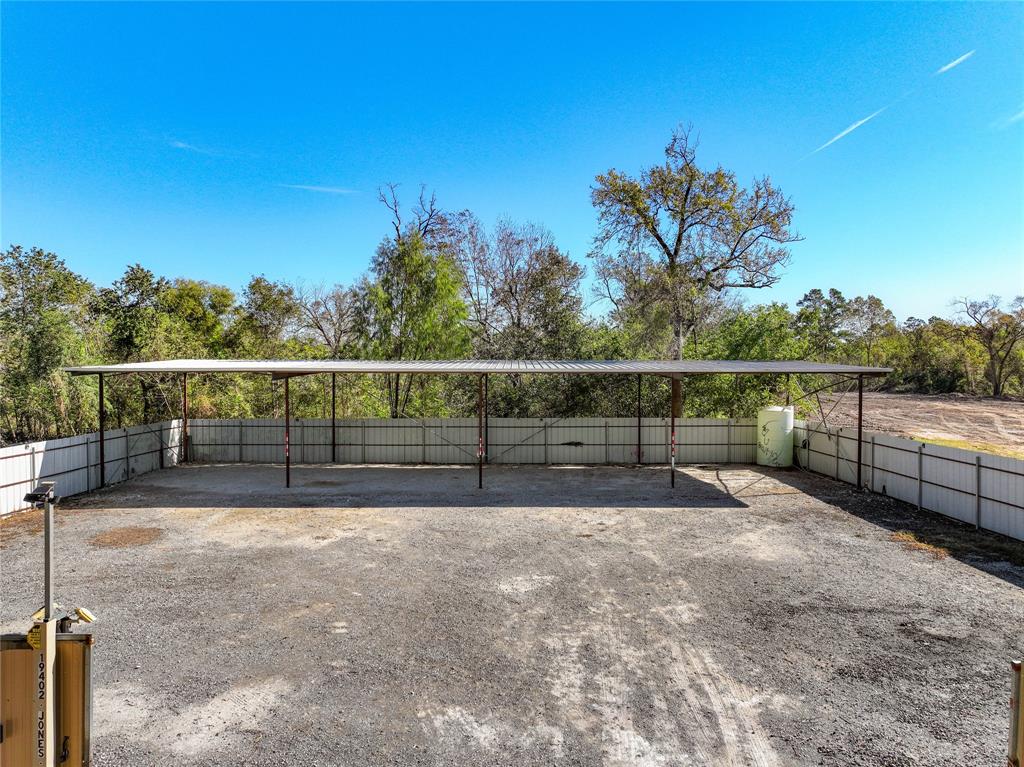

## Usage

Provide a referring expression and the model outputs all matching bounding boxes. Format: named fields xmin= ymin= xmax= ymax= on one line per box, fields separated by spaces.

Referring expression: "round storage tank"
xmin=757 ymin=406 xmax=794 ymax=467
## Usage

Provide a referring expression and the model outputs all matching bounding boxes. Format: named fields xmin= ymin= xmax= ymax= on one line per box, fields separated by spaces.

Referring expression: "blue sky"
xmin=2 ymin=2 xmax=1022 ymax=322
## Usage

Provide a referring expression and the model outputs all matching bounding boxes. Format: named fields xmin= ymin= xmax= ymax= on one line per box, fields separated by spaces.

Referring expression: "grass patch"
xmin=912 ymin=436 xmax=1024 ymax=460
xmin=888 ymin=526 xmax=1024 ymax=567
xmin=889 ymin=530 xmax=949 ymax=559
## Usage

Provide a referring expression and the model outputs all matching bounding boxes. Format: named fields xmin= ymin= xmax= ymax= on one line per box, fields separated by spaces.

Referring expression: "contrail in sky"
xmin=280 ymin=184 xmax=357 ymax=195
xmin=935 ymin=50 xmax=974 ymax=75
xmin=807 ymin=106 xmax=887 ymax=156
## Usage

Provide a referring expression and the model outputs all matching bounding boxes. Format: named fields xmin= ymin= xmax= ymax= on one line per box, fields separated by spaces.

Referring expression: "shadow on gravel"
xmin=60 ymin=463 xmax=758 ymax=511
xmin=772 ymin=470 xmax=1024 ymax=589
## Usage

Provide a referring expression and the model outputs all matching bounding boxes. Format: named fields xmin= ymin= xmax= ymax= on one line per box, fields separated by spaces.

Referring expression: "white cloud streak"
xmin=808 ymin=106 xmax=887 ymax=156
xmin=935 ymin=50 xmax=975 ymax=75
xmin=280 ymin=184 xmax=358 ymax=195
xmin=169 ymin=139 xmax=219 ymax=155
xmin=992 ymin=105 xmax=1024 ymax=130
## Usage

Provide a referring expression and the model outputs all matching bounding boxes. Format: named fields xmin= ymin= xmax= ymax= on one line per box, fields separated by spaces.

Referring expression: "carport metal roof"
xmin=65 ymin=358 xmax=891 ymax=377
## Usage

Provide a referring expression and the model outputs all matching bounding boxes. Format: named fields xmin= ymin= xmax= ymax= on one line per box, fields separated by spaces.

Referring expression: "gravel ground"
xmin=1 ymin=463 xmax=1022 ymax=766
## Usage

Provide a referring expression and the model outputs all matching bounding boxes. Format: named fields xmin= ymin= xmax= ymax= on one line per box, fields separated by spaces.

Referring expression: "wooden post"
xmin=98 ymin=373 xmax=106 ymax=488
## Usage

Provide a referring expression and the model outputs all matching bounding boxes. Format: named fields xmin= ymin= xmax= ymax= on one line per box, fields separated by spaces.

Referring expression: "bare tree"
xmin=378 ymin=183 xmax=450 ymax=245
xmin=951 ymin=296 xmax=1024 ymax=397
xmin=591 ymin=126 xmax=801 ymax=358
xmin=295 ymin=283 xmax=358 ymax=358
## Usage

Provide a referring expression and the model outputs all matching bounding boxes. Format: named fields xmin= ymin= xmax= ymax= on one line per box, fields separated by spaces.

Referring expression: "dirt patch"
xmin=0 ymin=508 xmax=42 ymax=546
xmin=819 ymin=392 xmax=1024 ymax=458
xmin=89 ymin=526 xmax=164 ymax=548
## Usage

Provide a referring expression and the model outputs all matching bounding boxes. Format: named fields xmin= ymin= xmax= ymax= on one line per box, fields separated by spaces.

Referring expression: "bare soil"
xmin=1 ymin=463 xmax=1022 ymax=766
xmin=88 ymin=526 xmax=165 ymax=548
xmin=818 ymin=392 xmax=1024 ymax=457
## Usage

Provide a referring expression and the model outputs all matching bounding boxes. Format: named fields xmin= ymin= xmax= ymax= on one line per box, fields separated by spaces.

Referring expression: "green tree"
xmin=950 ymin=296 xmax=1024 ymax=397
xmin=591 ymin=126 xmax=800 ymax=359
xmin=0 ymin=245 xmax=94 ymax=442
xmin=357 ymin=231 xmax=470 ymax=417
xmin=793 ymin=288 xmax=848 ymax=360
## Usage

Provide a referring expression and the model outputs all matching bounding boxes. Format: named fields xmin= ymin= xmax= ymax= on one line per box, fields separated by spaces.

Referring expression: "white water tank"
xmin=757 ymin=406 xmax=794 ymax=467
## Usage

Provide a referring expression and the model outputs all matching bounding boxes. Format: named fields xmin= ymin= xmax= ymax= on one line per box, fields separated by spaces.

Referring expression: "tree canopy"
xmin=1 ymin=130 xmax=1019 ymax=445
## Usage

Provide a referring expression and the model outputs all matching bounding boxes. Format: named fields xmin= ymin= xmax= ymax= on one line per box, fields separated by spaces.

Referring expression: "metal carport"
xmin=65 ymin=359 xmax=891 ymax=489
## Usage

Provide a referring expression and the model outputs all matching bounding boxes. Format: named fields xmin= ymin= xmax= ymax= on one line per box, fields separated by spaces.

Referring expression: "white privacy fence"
xmin=0 ymin=421 xmax=183 ymax=516
xmin=185 ymin=417 xmax=758 ymax=466
xmin=795 ymin=421 xmax=1024 ymax=542
xmin=2 ymin=417 xmax=1022 ymax=543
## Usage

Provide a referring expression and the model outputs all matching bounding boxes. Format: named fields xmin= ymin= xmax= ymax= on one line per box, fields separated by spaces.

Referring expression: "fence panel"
xmin=797 ymin=419 xmax=1024 ymax=542
xmin=0 ymin=420 xmax=180 ymax=516
xmin=5 ymin=417 xmax=1022 ymax=542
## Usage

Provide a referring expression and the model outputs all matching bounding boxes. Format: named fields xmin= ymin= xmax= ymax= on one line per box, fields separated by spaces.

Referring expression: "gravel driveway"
xmin=1 ymin=463 xmax=1021 ymax=766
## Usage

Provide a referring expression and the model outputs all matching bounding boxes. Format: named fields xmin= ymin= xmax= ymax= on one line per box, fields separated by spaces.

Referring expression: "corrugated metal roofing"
xmin=65 ymin=359 xmax=891 ymax=376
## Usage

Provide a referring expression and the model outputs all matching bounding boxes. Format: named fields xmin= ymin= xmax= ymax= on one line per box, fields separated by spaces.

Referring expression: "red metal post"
xmin=98 ymin=373 xmax=106 ymax=488
xmin=284 ymin=377 xmax=291 ymax=488
xmin=671 ymin=377 xmax=680 ymax=487
xmin=477 ymin=374 xmax=484 ymax=489
xmin=331 ymin=373 xmax=337 ymax=464
xmin=856 ymin=374 xmax=864 ymax=489
xmin=181 ymin=372 xmax=189 ymax=463
xmin=636 ymin=374 xmax=642 ymax=465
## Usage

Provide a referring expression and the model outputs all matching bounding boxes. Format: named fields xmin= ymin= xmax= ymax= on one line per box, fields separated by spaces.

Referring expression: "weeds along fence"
xmin=795 ymin=420 xmax=1024 ymax=542
xmin=2 ymin=417 xmax=1022 ymax=544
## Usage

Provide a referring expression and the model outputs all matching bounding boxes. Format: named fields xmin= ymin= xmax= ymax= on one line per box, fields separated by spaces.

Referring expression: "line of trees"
xmin=2 ymin=128 xmax=1021 ymax=445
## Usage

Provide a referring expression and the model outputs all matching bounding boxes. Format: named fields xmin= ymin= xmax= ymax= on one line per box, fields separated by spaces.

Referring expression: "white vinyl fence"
xmin=795 ymin=420 xmax=1024 ymax=542
xmin=2 ymin=417 xmax=1022 ymax=543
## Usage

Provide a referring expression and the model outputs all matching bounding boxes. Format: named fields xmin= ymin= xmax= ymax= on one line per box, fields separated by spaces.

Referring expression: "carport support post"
xmin=181 ymin=372 xmax=189 ymax=463
xmin=331 ymin=373 xmax=337 ymax=463
xmin=670 ymin=377 xmax=680 ymax=487
xmin=284 ymin=377 xmax=291 ymax=488
xmin=484 ymin=373 xmax=489 ymax=464
xmin=856 ymin=374 xmax=864 ymax=489
xmin=98 ymin=373 xmax=106 ymax=488
xmin=477 ymin=374 xmax=484 ymax=489
xmin=636 ymin=374 xmax=642 ymax=465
